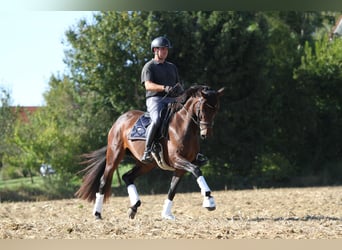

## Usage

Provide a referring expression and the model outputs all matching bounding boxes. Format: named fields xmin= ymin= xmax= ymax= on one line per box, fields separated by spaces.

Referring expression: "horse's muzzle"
xmin=200 ymin=126 xmax=212 ymax=139
xmin=199 ymin=120 xmax=214 ymax=139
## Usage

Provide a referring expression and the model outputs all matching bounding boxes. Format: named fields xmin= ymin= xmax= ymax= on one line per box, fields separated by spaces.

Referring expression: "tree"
xmin=63 ymin=12 xmax=152 ymax=119
xmin=293 ymin=37 xmax=342 ymax=175
xmin=0 ymin=88 xmax=16 ymax=172
xmin=60 ymin=11 xmax=273 ymax=179
xmin=6 ymin=11 xmax=340 ymax=189
xmin=51 ymin=11 xmax=342 ymax=184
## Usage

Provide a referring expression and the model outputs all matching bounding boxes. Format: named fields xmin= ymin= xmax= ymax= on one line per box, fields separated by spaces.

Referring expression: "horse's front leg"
xmin=197 ymin=174 xmax=216 ymax=211
xmin=175 ymin=159 xmax=216 ymax=211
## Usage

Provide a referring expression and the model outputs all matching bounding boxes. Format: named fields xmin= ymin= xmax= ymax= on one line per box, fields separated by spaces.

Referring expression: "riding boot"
xmin=141 ymin=122 xmax=158 ymax=163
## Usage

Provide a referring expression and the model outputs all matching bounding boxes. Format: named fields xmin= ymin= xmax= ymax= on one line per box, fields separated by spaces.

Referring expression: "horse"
xmin=75 ymin=85 xmax=224 ymax=220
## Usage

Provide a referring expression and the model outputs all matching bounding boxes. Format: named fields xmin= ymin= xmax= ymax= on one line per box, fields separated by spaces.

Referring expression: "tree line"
xmin=1 ymin=11 xmax=342 ymax=190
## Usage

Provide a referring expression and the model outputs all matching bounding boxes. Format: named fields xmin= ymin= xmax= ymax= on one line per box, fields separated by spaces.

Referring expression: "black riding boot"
xmin=141 ymin=122 xmax=158 ymax=163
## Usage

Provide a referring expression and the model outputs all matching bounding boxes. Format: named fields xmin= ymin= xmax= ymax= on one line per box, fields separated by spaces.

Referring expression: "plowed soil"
xmin=1 ymin=186 xmax=341 ymax=239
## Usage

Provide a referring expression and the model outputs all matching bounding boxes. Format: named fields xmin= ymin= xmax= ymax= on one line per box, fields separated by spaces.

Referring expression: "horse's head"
xmin=195 ymin=86 xmax=224 ymax=139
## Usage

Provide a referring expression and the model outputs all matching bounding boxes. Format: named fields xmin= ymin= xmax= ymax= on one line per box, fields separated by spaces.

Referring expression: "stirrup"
xmin=141 ymin=150 xmax=153 ymax=163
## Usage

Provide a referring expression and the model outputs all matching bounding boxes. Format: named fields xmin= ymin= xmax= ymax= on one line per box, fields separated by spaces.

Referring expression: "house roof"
xmin=11 ymin=106 xmax=40 ymax=123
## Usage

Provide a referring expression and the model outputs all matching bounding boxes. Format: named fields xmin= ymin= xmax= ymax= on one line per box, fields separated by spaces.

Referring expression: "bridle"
xmin=179 ymin=95 xmax=218 ymax=133
xmin=195 ymin=97 xmax=218 ymax=132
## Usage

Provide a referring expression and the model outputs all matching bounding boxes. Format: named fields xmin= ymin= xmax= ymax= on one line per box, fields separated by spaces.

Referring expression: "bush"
xmin=1 ymin=166 xmax=23 ymax=180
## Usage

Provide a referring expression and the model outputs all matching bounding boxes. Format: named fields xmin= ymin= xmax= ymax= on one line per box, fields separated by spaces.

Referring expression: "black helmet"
xmin=151 ymin=36 xmax=172 ymax=53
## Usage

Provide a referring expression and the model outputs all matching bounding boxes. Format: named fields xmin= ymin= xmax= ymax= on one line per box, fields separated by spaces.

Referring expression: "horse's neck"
xmin=172 ymin=97 xmax=198 ymax=132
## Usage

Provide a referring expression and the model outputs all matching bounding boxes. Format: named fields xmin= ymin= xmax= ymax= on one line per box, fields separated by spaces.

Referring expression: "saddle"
xmin=128 ymin=103 xmax=176 ymax=171
xmin=128 ymin=103 xmax=174 ymax=141
xmin=128 ymin=113 xmax=152 ymax=141
xmin=129 ymin=102 xmax=208 ymax=169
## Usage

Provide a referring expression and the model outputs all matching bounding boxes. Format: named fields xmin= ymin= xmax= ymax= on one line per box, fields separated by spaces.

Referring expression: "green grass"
xmin=0 ymin=163 xmax=135 ymax=202
xmin=0 ymin=176 xmax=44 ymax=189
xmin=0 ymin=174 xmax=64 ymax=202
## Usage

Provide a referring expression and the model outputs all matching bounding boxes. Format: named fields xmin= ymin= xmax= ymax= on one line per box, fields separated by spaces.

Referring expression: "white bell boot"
xmin=202 ymin=196 xmax=216 ymax=211
xmin=93 ymin=192 xmax=104 ymax=216
xmin=161 ymin=199 xmax=175 ymax=220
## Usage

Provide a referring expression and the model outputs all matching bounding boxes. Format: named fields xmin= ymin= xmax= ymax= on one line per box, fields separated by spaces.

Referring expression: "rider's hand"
xmin=164 ymin=84 xmax=184 ymax=97
xmin=164 ymin=85 xmax=173 ymax=93
xmin=171 ymin=83 xmax=184 ymax=97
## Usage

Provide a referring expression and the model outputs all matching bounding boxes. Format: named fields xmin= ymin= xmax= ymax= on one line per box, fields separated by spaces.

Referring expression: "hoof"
xmin=203 ymin=196 xmax=216 ymax=211
xmin=206 ymin=206 xmax=216 ymax=211
xmin=94 ymin=211 xmax=102 ymax=220
xmin=162 ymin=213 xmax=175 ymax=220
xmin=128 ymin=207 xmax=137 ymax=219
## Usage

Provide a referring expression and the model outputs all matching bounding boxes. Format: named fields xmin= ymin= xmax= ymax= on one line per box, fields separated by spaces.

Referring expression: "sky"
xmin=0 ymin=11 xmax=95 ymax=106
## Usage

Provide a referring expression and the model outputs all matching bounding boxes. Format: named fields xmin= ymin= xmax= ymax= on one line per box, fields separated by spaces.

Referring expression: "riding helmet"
xmin=151 ymin=36 xmax=172 ymax=53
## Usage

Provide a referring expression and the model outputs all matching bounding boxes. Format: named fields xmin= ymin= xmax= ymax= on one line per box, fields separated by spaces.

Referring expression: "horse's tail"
xmin=75 ymin=146 xmax=108 ymax=202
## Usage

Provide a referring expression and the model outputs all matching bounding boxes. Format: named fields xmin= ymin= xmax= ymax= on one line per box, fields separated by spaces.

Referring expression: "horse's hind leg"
xmin=161 ymin=171 xmax=184 ymax=220
xmin=93 ymin=143 xmax=125 ymax=220
xmin=93 ymin=176 xmax=106 ymax=219
xmin=122 ymin=165 xmax=142 ymax=219
xmin=122 ymin=163 xmax=154 ymax=219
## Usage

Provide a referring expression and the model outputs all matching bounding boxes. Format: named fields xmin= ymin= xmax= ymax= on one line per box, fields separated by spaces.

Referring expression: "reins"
xmin=178 ymin=99 xmax=201 ymax=127
xmin=175 ymin=95 xmax=216 ymax=131
xmin=161 ymin=86 xmax=218 ymax=133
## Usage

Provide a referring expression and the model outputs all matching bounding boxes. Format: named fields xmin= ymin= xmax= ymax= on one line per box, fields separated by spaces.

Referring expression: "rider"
xmin=141 ymin=36 xmax=184 ymax=163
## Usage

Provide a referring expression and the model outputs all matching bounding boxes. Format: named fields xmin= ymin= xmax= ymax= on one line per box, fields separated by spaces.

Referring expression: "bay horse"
xmin=75 ymin=85 xmax=224 ymax=220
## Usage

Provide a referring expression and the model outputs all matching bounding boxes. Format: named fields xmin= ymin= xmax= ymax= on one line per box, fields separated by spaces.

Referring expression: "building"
xmin=11 ymin=106 xmax=40 ymax=123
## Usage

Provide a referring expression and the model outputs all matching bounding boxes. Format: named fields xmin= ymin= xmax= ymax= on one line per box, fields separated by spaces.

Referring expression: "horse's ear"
xmin=217 ymin=87 xmax=225 ymax=96
xmin=201 ymin=88 xmax=210 ymax=98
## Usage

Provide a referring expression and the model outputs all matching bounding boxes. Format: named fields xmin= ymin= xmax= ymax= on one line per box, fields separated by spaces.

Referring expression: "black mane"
xmin=185 ymin=85 xmax=211 ymax=97
xmin=176 ymin=85 xmax=212 ymax=104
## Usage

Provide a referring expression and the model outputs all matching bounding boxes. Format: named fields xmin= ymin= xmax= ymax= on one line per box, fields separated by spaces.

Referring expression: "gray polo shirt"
xmin=141 ymin=59 xmax=180 ymax=98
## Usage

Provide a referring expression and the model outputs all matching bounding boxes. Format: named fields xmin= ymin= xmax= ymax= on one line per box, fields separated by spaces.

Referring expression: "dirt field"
xmin=0 ymin=186 xmax=341 ymax=239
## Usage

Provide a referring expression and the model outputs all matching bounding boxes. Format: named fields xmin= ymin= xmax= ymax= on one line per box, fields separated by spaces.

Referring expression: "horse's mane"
xmin=178 ymin=85 xmax=211 ymax=103
xmin=170 ymin=85 xmax=211 ymax=113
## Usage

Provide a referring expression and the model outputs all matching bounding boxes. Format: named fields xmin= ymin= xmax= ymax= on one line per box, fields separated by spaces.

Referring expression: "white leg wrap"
xmin=161 ymin=199 xmax=175 ymax=220
xmin=93 ymin=193 xmax=104 ymax=215
xmin=127 ymin=184 xmax=140 ymax=206
xmin=203 ymin=196 xmax=216 ymax=209
xmin=197 ymin=176 xmax=211 ymax=196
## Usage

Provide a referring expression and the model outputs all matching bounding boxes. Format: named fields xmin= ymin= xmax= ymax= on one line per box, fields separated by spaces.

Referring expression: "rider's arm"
xmin=144 ymin=80 xmax=166 ymax=92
